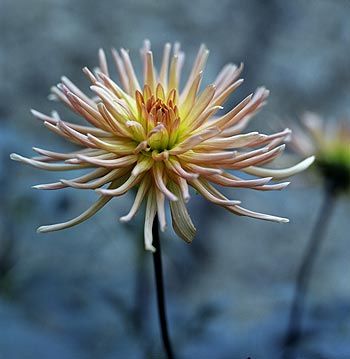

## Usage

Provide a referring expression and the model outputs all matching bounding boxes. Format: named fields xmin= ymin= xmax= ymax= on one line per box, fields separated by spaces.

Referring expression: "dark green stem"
xmin=282 ymin=183 xmax=337 ymax=358
xmin=152 ymin=215 xmax=175 ymax=359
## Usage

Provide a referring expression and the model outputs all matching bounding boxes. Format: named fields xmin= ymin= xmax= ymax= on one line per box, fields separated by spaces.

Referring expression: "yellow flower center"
xmin=135 ymin=84 xmax=181 ymax=158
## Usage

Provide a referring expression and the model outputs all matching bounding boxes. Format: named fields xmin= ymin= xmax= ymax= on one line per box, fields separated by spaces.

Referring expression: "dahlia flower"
xmin=291 ymin=112 xmax=349 ymax=192
xmin=11 ymin=40 xmax=314 ymax=251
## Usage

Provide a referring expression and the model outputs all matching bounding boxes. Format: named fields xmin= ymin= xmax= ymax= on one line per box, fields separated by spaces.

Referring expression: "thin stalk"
xmin=282 ymin=183 xmax=337 ymax=358
xmin=152 ymin=215 xmax=175 ymax=359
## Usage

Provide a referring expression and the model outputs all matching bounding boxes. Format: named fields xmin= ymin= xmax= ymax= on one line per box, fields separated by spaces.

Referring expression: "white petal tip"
xmin=304 ymin=155 xmax=316 ymax=167
xmin=30 ymin=109 xmax=40 ymax=115
xmin=280 ymin=218 xmax=290 ymax=224
xmin=145 ymin=244 xmax=156 ymax=252
xmin=119 ymin=216 xmax=131 ymax=223
xmin=10 ymin=153 xmax=21 ymax=161
xmin=36 ymin=227 xmax=47 ymax=233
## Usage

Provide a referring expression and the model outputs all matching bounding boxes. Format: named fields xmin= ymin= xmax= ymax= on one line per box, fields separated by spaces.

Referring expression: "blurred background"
xmin=1 ymin=0 xmax=349 ymax=358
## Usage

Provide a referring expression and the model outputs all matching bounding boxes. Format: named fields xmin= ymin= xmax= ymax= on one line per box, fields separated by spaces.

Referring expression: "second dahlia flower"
xmin=11 ymin=40 xmax=314 ymax=251
xmin=291 ymin=112 xmax=350 ymax=193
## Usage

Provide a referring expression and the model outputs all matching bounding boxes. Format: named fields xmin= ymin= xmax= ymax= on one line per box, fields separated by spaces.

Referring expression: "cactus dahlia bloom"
xmin=11 ymin=41 xmax=314 ymax=251
xmin=291 ymin=112 xmax=350 ymax=193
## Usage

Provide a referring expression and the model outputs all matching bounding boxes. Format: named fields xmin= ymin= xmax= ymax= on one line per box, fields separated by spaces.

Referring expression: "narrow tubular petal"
xmin=96 ymin=173 xmax=143 ymax=196
xmin=33 ymin=168 xmax=109 ymax=190
xmin=214 ymin=63 xmax=238 ymax=88
xmin=168 ymin=54 xmax=180 ymax=92
xmin=144 ymin=51 xmax=156 ymax=94
xmin=76 ymin=154 xmax=137 ymax=168
xmin=131 ymin=156 xmax=154 ymax=177
xmin=86 ymin=134 xmax=135 ymax=155
xmin=10 ymin=153 xmax=91 ymax=171
xmin=247 ymin=128 xmax=291 ymax=148
xmin=36 ymin=180 xmax=122 ymax=233
xmin=155 ymin=189 xmax=167 ymax=232
xmin=61 ymin=76 xmax=97 ymax=108
xmin=50 ymin=86 xmax=76 ymax=111
xmin=120 ymin=48 xmax=141 ymax=95
xmin=214 ymin=63 xmax=244 ymax=96
xmin=32 ymin=147 xmax=105 ymax=162
xmin=208 ymin=173 xmax=272 ymax=187
xmin=212 ymin=87 xmax=268 ymax=133
xmin=226 ymin=145 xmax=285 ymax=170
xmin=159 ymin=43 xmax=171 ymax=89
xmin=60 ymin=167 xmax=130 ymax=189
xmin=32 ymin=182 xmax=67 ymax=190
xmin=252 ymin=182 xmax=290 ymax=191
xmin=180 ymin=44 xmax=209 ymax=101
xmin=66 ymin=92 xmax=110 ymax=131
xmin=58 ymin=121 xmax=97 ymax=148
xmin=30 ymin=109 xmax=60 ymax=125
xmin=198 ymin=132 xmax=262 ymax=150
xmin=97 ymin=72 xmax=135 ymax=111
xmin=31 ymin=109 xmax=111 ymax=137
xmin=225 ymin=204 xmax=290 ymax=223
xmin=183 ymin=84 xmax=216 ymax=130
xmin=190 ymin=178 xmax=241 ymax=206
xmin=120 ymin=176 xmax=151 ymax=222
xmin=89 ymin=85 xmax=130 ymax=123
xmin=189 ymin=105 xmax=223 ymax=134
xmin=224 ymin=147 xmax=268 ymax=164
xmin=226 ymin=145 xmax=286 ymax=169
xmin=243 ymin=156 xmax=315 ymax=179
xmin=152 ymin=162 xmax=178 ymax=201
xmin=194 ymin=176 xmax=289 ymax=223
xmin=177 ymin=176 xmax=191 ymax=202
xmin=201 ymin=94 xmax=253 ymax=131
xmin=168 ymin=181 xmax=196 ymax=243
xmin=170 ymin=127 xmax=220 ymax=155
xmin=183 ymin=162 xmax=222 ymax=176
xmin=82 ymin=66 xmax=98 ymax=84
xmin=144 ymin=189 xmax=157 ymax=252
xmin=66 ymin=152 xmax=116 ymax=164
xmin=211 ymin=79 xmax=243 ymax=107
xmin=165 ymin=158 xmax=199 ymax=180
xmin=42 ymin=122 xmax=81 ymax=144
xmin=98 ymin=48 xmax=110 ymax=77
xmin=98 ymin=103 xmax=133 ymax=138
xmin=111 ymin=48 xmax=130 ymax=93
xmin=179 ymin=71 xmax=203 ymax=119
xmin=179 ymin=150 xmax=235 ymax=164
xmin=126 ymin=120 xmax=146 ymax=142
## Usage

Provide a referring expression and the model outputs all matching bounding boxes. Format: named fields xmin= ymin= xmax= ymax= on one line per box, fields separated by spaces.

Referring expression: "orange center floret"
xmin=135 ymin=85 xmax=181 ymax=156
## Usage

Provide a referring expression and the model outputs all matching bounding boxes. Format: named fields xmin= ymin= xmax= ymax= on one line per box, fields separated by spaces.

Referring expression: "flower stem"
xmin=282 ymin=183 xmax=337 ymax=358
xmin=152 ymin=215 xmax=175 ymax=359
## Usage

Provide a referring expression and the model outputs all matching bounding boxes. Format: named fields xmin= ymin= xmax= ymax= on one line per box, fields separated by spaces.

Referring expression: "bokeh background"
xmin=1 ymin=0 xmax=349 ymax=358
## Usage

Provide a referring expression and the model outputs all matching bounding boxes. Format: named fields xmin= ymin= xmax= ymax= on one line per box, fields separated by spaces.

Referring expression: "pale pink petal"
xmin=243 ymin=156 xmax=315 ymax=179
xmin=120 ymin=176 xmax=151 ymax=222
xmin=144 ymin=189 xmax=157 ymax=252
xmin=10 ymin=153 xmax=91 ymax=171
xmin=168 ymin=181 xmax=196 ymax=243
xmin=152 ymin=163 xmax=178 ymax=201
xmin=190 ymin=179 xmax=241 ymax=206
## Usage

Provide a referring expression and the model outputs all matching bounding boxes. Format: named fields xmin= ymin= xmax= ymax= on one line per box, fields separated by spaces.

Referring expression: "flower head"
xmin=11 ymin=40 xmax=314 ymax=251
xmin=291 ymin=112 xmax=350 ymax=193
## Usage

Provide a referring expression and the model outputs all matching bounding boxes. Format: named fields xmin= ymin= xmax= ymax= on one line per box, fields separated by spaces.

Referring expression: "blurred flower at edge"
xmin=290 ymin=112 xmax=350 ymax=193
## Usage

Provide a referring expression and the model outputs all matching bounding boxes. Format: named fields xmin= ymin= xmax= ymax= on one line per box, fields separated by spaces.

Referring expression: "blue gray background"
xmin=1 ymin=0 xmax=349 ymax=358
